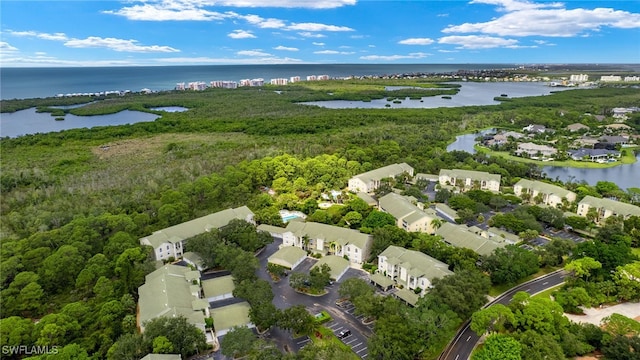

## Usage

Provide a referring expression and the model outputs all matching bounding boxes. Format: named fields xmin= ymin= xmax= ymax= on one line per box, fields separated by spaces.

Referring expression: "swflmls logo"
xmin=1 ymin=346 xmax=59 ymax=355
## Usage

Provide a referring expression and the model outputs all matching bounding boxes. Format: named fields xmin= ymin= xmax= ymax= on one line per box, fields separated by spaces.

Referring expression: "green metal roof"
xmin=141 ymin=206 xmax=254 ymax=248
xmin=285 ymin=221 xmax=372 ymax=251
xmin=415 ymin=173 xmax=439 ymax=181
xmin=311 ymin=255 xmax=350 ymax=280
xmin=394 ymin=288 xmax=420 ymax=306
xmin=182 ymin=252 xmax=205 ymax=269
xmin=210 ymin=302 xmax=253 ymax=333
xmin=379 ymin=245 xmax=452 ymax=281
xmin=257 ymin=224 xmax=287 ymax=235
xmin=379 ymin=193 xmax=427 ymax=221
xmin=439 ymin=169 xmax=501 ymax=183
xmin=435 ymin=223 xmax=507 ymax=256
xmin=202 ymin=275 xmax=235 ymax=299
xmin=138 ymin=265 xmax=205 ymax=329
xmin=434 ymin=203 xmax=458 ymax=220
xmin=356 ymin=192 xmax=377 ymax=205
xmin=370 ymin=272 xmax=395 ymax=288
xmin=140 ymin=354 xmax=182 ymax=360
xmin=268 ymin=246 xmax=307 ymax=269
xmin=515 ymin=179 xmax=576 ymax=199
xmin=579 ymin=196 xmax=640 ymax=217
xmin=352 ymin=163 xmax=414 ymax=184
xmin=487 ymin=227 xmax=520 ymax=243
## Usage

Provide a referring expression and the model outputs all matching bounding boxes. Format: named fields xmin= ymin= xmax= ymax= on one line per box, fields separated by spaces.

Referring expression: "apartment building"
xmin=438 ymin=169 xmax=501 ymax=192
xmin=348 ymin=163 xmax=414 ymax=193
xmin=514 ymin=179 xmax=577 ymax=207
xmin=577 ymin=196 xmax=640 ymax=222
xmin=378 ymin=192 xmax=441 ymax=234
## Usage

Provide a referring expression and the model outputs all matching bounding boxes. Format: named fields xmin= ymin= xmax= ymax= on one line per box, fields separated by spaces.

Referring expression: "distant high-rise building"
xmin=175 ymin=82 xmax=186 ymax=91
xmin=570 ymin=74 xmax=589 ymax=82
xmin=600 ymin=75 xmax=622 ymax=82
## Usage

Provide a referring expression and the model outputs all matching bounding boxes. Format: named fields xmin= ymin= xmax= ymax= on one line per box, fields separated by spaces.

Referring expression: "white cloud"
xmin=212 ymin=0 xmax=355 ymax=8
xmin=237 ymin=49 xmax=271 ymax=56
xmin=228 ymin=30 xmax=256 ymax=38
xmin=360 ymin=52 xmax=430 ymax=61
xmin=398 ymin=38 xmax=435 ymax=45
xmin=0 ymin=42 xmax=18 ymax=52
xmin=6 ymin=30 xmax=68 ymax=41
xmin=313 ymin=50 xmax=354 ymax=55
xmin=312 ymin=42 xmax=325 ymax=46
xmin=298 ymin=32 xmax=326 ymax=38
xmin=438 ymin=35 xmax=518 ymax=49
xmin=64 ymin=37 xmax=180 ymax=53
xmin=444 ymin=0 xmax=640 ymax=37
xmin=155 ymin=55 xmax=305 ymax=64
xmin=242 ymin=14 xmax=286 ymax=28
xmin=287 ymin=22 xmax=354 ymax=32
xmin=103 ymin=2 xmax=231 ymax=21
xmin=274 ymin=45 xmax=299 ymax=51
xmin=438 ymin=49 xmax=459 ymax=53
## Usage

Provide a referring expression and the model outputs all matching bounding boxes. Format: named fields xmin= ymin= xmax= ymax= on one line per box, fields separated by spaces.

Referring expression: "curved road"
xmin=440 ymin=269 xmax=568 ymax=360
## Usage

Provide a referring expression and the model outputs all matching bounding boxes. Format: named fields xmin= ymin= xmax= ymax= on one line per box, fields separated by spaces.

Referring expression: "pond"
xmin=447 ymin=132 xmax=640 ymax=190
xmin=0 ymin=107 xmax=160 ymax=138
xmin=149 ymin=106 xmax=189 ymax=112
xmin=301 ymin=82 xmax=577 ymax=109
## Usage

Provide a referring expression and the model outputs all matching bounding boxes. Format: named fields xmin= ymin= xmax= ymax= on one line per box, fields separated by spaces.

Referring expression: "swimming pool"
xmin=282 ymin=214 xmax=300 ymax=222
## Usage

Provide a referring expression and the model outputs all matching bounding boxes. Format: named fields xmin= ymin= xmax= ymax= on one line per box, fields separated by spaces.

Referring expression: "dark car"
xmin=338 ymin=329 xmax=351 ymax=339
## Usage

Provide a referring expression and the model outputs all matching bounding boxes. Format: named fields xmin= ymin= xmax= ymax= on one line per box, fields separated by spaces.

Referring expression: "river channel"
xmin=447 ymin=132 xmax=640 ymax=191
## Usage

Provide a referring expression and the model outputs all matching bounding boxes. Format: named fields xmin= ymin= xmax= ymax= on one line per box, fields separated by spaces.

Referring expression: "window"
xmin=166 ymin=245 xmax=170 ymax=250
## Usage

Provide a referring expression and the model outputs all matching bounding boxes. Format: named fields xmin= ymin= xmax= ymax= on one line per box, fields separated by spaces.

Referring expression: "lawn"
xmin=474 ymin=145 xmax=638 ymax=169
xmin=311 ymin=326 xmax=360 ymax=359
xmin=489 ymin=267 xmax=560 ymax=297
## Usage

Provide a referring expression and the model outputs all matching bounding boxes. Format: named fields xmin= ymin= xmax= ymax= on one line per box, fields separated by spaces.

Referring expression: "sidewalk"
xmin=564 ymin=302 xmax=640 ymax=326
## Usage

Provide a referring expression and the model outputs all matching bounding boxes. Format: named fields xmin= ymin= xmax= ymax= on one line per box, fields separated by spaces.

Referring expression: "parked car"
xmin=338 ymin=329 xmax=351 ymax=339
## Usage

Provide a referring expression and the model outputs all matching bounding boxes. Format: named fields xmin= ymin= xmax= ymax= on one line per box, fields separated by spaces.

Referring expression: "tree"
xmin=220 ymin=219 xmax=273 ymax=252
xmin=152 ymin=336 xmax=174 ymax=354
xmin=536 ymin=238 xmax=575 ymax=267
xmin=39 ymin=245 xmax=85 ymax=293
xmin=107 ymin=333 xmax=147 ymax=360
xmin=277 ymin=305 xmax=316 ymax=336
xmin=142 ymin=316 xmax=207 ymax=358
xmin=368 ymin=312 xmax=425 ymax=360
xmin=472 ymin=334 xmax=521 ymax=360
xmin=430 ymin=218 xmax=443 ymax=231
xmin=297 ymin=340 xmax=355 ymax=360
xmin=470 ymin=304 xmax=515 ymax=335
xmin=338 ymin=278 xmax=374 ymax=300
xmin=601 ymin=335 xmax=640 ymax=360
xmin=518 ymin=229 xmax=539 ymax=242
xmin=220 ymin=326 xmax=257 ymax=358
xmin=0 ymin=316 xmax=35 ymax=349
xmin=361 ymin=210 xmax=396 ymax=230
xmin=514 ymin=331 xmax=565 ymax=360
xmin=565 ymin=257 xmax=602 ymax=283
xmin=427 ymin=269 xmax=491 ymax=319
xmin=481 ymin=245 xmax=540 ymax=285
xmin=369 ymin=225 xmax=412 ymax=261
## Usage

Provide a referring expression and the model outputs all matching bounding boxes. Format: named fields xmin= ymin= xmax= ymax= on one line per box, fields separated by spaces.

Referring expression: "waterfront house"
xmin=375 ymin=245 xmax=452 ymax=296
xmin=438 ymin=169 xmax=501 ymax=192
xmin=568 ymin=148 xmax=621 ymax=162
xmin=348 ymin=163 xmax=414 ymax=193
xmin=378 ymin=192 xmax=442 ymax=234
xmin=513 ymin=179 xmax=577 ymax=207
xmin=137 ymin=265 xmax=208 ymax=333
xmin=282 ymin=221 xmax=372 ymax=264
xmin=140 ymin=206 xmax=255 ymax=261
xmin=599 ymin=135 xmax=629 ymax=145
xmin=435 ymin=222 xmax=508 ymax=256
xmin=577 ymin=196 xmax=640 ymax=223
xmin=515 ymin=142 xmax=557 ymax=158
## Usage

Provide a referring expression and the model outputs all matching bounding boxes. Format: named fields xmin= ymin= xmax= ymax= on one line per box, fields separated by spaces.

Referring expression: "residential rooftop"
xmin=379 ymin=245 xmax=452 ymax=282
xmin=268 ymin=246 xmax=307 ymax=269
xmin=436 ymin=222 xmax=507 ymax=256
xmin=311 ymin=255 xmax=350 ymax=280
xmin=514 ymin=179 xmax=576 ymax=199
xmin=579 ymin=196 xmax=640 ymax=217
xmin=285 ymin=221 xmax=372 ymax=251
xmin=352 ymin=163 xmax=414 ymax=184
xmin=439 ymin=169 xmax=501 ymax=182
xmin=202 ymin=275 xmax=235 ymax=300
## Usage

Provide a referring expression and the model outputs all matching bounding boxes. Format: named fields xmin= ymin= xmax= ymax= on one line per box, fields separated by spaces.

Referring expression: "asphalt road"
xmin=440 ymin=269 xmax=568 ymax=360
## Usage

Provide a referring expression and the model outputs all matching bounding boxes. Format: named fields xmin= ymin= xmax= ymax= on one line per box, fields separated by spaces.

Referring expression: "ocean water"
xmin=0 ymin=64 xmax=515 ymax=100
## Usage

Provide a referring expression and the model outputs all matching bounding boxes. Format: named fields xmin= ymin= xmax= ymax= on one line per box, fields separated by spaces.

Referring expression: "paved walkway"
xmin=564 ymin=302 xmax=640 ymax=326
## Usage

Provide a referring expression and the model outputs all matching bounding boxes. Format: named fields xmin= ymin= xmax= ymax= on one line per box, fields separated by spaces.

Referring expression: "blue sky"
xmin=1 ymin=0 xmax=639 ymax=67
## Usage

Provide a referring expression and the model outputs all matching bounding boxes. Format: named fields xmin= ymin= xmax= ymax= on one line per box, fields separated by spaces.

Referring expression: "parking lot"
xmin=251 ymin=240 xmax=374 ymax=357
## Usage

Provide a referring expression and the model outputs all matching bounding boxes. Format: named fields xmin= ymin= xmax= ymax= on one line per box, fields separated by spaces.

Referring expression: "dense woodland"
xmin=1 ymin=79 xmax=639 ymax=359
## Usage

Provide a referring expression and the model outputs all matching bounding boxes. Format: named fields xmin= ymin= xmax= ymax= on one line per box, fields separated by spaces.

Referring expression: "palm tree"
xmin=430 ymin=218 xmax=443 ymax=233
xmin=302 ymin=235 xmax=310 ymax=252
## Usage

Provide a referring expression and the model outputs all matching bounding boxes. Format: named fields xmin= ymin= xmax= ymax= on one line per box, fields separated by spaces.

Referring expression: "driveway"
xmin=252 ymin=239 xmax=373 ymax=357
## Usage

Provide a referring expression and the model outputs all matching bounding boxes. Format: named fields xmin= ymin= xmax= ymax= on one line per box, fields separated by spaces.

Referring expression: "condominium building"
xmin=438 ymin=169 xmax=501 ymax=192
xmin=435 ymin=222 xmax=509 ymax=256
xmin=600 ymin=75 xmax=622 ymax=82
xmin=282 ymin=221 xmax=372 ymax=264
xmin=348 ymin=163 xmax=414 ymax=193
xmin=140 ymin=206 xmax=255 ymax=261
xmin=378 ymin=192 xmax=442 ymax=234
xmin=514 ymin=179 xmax=577 ymax=207
xmin=570 ymin=74 xmax=589 ymax=82
xmin=270 ymin=78 xmax=288 ymax=85
xmin=375 ymin=245 xmax=452 ymax=295
xmin=577 ymin=196 xmax=640 ymax=222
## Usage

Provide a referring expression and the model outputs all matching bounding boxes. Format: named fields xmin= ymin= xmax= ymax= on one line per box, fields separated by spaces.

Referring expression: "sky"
xmin=1 ymin=0 xmax=639 ymax=67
